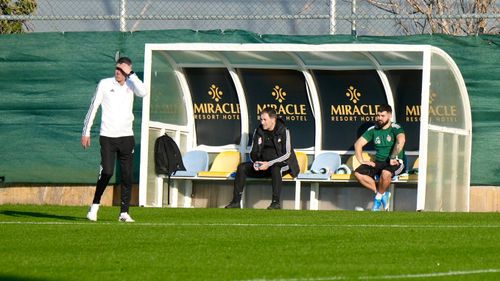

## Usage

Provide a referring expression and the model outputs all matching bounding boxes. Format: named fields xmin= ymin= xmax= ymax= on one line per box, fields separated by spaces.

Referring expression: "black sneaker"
xmin=225 ymin=201 xmax=241 ymax=209
xmin=267 ymin=202 xmax=281 ymax=210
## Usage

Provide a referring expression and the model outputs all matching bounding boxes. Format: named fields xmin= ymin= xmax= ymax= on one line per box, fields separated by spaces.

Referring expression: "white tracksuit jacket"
xmin=82 ymin=74 xmax=147 ymax=138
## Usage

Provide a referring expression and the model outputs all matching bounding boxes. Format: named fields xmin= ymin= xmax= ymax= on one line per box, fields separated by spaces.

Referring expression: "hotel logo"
xmin=331 ymin=85 xmax=380 ymax=122
xmin=405 ymin=92 xmax=458 ymax=123
xmin=208 ymin=84 xmax=223 ymax=102
xmin=346 ymin=86 xmax=361 ymax=104
xmin=193 ymin=84 xmax=240 ymax=120
xmin=256 ymin=85 xmax=308 ymax=122
xmin=272 ymin=85 xmax=287 ymax=103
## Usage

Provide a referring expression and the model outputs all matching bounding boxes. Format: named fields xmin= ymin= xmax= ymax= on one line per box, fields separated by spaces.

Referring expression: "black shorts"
xmin=355 ymin=160 xmax=405 ymax=178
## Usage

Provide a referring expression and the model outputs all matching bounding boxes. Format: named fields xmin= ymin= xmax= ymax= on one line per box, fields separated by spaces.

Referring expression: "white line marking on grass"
xmin=238 ymin=277 xmax=346 ymax=281
xmin=359 ymin=269 xmax=500 ymax=279
xmin=1 ymin=221 xmax=500 ymax=229
xmin=238 ymin=268 xmax=500 ymax=281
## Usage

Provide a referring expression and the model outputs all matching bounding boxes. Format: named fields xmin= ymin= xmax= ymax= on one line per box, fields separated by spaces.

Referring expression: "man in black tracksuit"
xmin=225 ymin=107 xmax=299 ymax=210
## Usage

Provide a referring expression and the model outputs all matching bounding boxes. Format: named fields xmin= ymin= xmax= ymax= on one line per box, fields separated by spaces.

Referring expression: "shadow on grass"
xmin=0 ymin=274 xmax=59 ymax=281
xmin=0 ymin=210 xmax=84 ymax=221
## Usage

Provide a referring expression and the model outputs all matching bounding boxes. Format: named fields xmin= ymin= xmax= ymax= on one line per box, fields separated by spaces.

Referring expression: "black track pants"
xmin=92 ymin=136 xmax=135 ymax=213
xmin=232 ymin=162 xmax=288 ymax=203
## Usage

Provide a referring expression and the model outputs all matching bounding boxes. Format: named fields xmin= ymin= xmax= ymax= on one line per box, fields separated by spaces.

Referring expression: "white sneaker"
xmin=118 ymin=212 xmax=135 ymax=223
xmin=86 ymin=204 xmax=99 ymax=221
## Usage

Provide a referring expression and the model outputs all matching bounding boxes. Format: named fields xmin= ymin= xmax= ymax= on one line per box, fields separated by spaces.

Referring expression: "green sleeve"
xmin=361 ymin=128 xmax=374 ymax=142
xmin=394 ymin=125 xmax=405 ymax=136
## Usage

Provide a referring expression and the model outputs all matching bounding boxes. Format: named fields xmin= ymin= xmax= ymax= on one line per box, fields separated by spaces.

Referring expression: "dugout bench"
xmin=157 ymin=150 xmax=418 ymax=211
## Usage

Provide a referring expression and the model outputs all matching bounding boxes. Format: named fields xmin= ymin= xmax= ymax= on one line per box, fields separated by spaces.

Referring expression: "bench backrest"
xmin=183 ymin=150 xmax=209 ymax=173
xmin=209 ymin=151 xmax=241 ymax=172
xmin=310 ymin=152 xmax=341 ymax=174
xmin=345 ymin=152 xmax=375 ymax=171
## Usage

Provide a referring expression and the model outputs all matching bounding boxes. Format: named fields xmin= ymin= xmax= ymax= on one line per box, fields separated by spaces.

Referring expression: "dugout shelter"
xmin=139 ymin=43 xmax=472 ymax=212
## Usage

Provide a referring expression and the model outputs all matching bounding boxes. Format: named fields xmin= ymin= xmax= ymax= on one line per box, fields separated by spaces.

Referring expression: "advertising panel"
xmin=314 ymin=70 xmax=388 ymax=151
xmin=238 ymin=69 xmax=315 ymax=149
xmin=184 ymin=68 xmax=241 ymax=146
xmin=386 ymin=70 xmax=422 ymax=152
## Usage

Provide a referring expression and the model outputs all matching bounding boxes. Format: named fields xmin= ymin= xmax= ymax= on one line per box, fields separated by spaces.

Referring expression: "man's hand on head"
xmin=117 ymin=63 xmax=132 ymax=76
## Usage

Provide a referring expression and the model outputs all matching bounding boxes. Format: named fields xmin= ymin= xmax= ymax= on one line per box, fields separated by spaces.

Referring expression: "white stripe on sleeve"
xmin=82 ymin=84 xmax=104 ymax=136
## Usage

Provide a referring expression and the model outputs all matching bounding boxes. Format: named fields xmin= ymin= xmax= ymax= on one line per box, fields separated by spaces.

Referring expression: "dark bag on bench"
xmin=154 ymin=134 xmax=186 ymax=177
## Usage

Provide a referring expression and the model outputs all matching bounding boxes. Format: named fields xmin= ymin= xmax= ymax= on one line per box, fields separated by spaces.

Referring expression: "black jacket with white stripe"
xmin=249 ymin=118 xmax=300 ymax=177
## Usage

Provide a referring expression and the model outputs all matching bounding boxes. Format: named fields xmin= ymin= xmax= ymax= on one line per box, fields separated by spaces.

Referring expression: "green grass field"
xmin=1 ymin=205 xmax=500 ymax=281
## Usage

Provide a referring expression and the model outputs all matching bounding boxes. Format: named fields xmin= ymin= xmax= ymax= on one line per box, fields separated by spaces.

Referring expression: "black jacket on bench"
xmin=249 ymin=118 xmax=300 ymax=177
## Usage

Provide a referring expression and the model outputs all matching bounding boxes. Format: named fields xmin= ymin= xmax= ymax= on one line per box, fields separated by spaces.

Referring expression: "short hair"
xmin=378 ymin=104 xmax=392 ymax=114
xmin=260 ymin=107 xmax=277 ymax=119
xmin=116 ymin=57 xmax=132 ymax=66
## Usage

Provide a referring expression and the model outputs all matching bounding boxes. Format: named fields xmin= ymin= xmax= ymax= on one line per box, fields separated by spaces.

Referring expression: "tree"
xmin=366 ymin=0 xmax=498 ymax=35
xmin=0 ymin=0 xmax=37 ymax=34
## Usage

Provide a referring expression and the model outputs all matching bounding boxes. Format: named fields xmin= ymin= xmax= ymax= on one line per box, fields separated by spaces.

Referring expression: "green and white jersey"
xmin=361 ymin=123 xmax=405 ymax=162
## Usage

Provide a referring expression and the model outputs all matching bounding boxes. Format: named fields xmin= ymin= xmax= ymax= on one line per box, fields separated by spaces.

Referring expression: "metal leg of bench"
xmin=156 ymin=176 xmax=163 ymax=207
xmin=310 ymin=182 xmax=320 ymax=210
xmin=389 ymin=183 xmax=395 ymax=211
xmin=170 ymin=179 xmax=179 ymax=208
xmin=241 ymin=189 xmax=246 ymax=209
xmin=183 ymin=180 xmax=193 ymax=208
xmin=294 ymin=180 xmax=301 ymax=210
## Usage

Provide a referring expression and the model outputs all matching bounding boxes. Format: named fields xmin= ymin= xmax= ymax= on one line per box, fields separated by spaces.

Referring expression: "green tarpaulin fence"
xmin=0 ymin=30 xmax=498 ymax=185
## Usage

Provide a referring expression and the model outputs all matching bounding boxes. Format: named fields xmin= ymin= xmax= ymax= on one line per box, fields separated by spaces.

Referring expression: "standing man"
xmin=225 ymin=107 xmax=299 ymax=210
xmin=353 ymin=104 xmax=405 ymax=211
xmin=82 ymin=57 xmax=147 ymax=222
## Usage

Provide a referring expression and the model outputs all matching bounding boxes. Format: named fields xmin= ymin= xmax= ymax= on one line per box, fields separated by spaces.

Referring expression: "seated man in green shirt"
xmin=354 ymin=104 xmax=406 ymax=211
